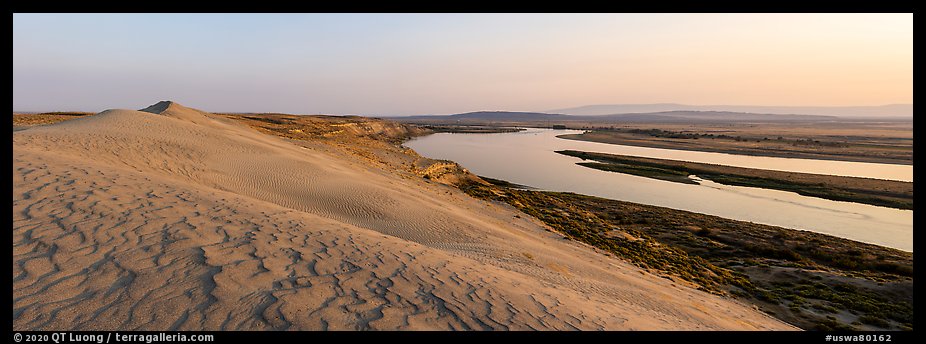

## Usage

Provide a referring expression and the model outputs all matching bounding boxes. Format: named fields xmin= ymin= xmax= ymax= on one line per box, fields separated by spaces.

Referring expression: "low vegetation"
xmin=218 ymin=113 xmax=432 ymax=145
xmin=415 ymin=124 xmax=524 ymax=134
xmin=557 ymin=150 xmax=913 ymax=210
xmin=575 ymin=161 xmax=697 ymax=184
xmin=559 ymin=124 xmax=912 ymax=165
xmin=12 ymin=112 xmax=94 ymax=127
xmin=619 ymin=128 xmax=850 ymax=147
xmin=16 ymin=110 xmax=911 ymax=331
xmin=459 ymin=179 xmax=913 ymax=331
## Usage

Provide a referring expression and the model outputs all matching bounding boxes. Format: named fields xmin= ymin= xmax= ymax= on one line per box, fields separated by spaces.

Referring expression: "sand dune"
xmin=12 ymin=101 xmax=795 ymax=330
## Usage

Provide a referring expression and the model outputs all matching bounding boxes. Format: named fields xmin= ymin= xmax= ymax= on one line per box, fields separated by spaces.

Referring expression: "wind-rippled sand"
xmin=12 ymin=102 xmax=795 ymax=330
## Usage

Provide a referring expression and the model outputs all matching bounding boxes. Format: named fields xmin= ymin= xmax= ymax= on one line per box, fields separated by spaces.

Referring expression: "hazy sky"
xmin=13 ymin=13 xmax=912 ymax=115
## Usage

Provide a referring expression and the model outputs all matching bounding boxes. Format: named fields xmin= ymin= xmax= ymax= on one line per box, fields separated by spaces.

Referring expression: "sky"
xmin=13 ymin=13 xmax=913 ymax=116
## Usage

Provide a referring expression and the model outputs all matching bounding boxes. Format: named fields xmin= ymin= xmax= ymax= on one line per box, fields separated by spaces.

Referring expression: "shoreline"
xmin=21 ymin=105 xmax=798 ymax=330
xmin=13 ymin=111 xmax=912 ymax=331
xmin=461 ymin=178 xmax=913 ymax=331
xmin=413 ymin=124 xmax=525 ymax=134
xmin=556 ymin=150 xmax=913 ymax=210
xmin=400 ymin=127 xmax=912 ymax=330
xmin=557 ymin=133 xmax=913 ymax=166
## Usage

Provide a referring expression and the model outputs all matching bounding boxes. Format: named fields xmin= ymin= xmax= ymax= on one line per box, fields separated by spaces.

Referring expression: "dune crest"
xmin=12 ymin=101 xmax=795 ymax=330
xmin=140 ymin=100 xmax=215 ymax=125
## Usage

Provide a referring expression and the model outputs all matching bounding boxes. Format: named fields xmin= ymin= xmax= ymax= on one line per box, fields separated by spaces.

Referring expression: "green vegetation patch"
xmin=576 ymin=162 xmax=698 ymax=184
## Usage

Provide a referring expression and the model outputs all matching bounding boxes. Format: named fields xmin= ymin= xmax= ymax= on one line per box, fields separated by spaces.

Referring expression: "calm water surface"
xmin=561 ymin=131 xmax=912 ymax=181
xmin=405 ymin=128 xmax=913 ymax=251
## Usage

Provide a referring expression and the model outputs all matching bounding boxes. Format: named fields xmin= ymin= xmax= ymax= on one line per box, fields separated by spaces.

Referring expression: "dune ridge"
xmin=12 ymin=101 xmax=795 ymax=330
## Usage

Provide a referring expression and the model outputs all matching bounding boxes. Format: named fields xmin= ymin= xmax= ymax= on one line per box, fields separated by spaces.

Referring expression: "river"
xmin=405 ymin=128 xmax=913 ymax=251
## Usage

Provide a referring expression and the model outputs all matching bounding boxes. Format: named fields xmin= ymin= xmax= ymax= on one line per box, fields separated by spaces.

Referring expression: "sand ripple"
xmin=12 ymin=102 xmax=795 ymax=330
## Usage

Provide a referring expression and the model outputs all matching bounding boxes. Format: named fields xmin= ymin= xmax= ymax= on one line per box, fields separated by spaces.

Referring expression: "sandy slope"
xmin=12 ymin=102 xmax=796 ymax=330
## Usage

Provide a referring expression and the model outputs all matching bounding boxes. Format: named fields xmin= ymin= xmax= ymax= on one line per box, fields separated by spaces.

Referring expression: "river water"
xmin=405 ymin=128 xmax=913 ymax=251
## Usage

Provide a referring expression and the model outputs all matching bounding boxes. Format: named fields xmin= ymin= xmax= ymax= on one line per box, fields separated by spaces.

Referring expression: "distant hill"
xmin=398 ymin=111 xmax=573 ymax=122
xmin=546 ymin=103 xmax=912 ymax=118
xmin=395 ymin=110 xmax=838 ymax=123
xmin=599 ymin=111 xmax=837 ymax=122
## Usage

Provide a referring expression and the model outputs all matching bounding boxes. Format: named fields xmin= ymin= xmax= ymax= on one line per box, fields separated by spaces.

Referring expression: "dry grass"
xmin=220 ymin=113 xmax=485 ymax=187
xmin=13 ymin=112 xmax=94 ymax=127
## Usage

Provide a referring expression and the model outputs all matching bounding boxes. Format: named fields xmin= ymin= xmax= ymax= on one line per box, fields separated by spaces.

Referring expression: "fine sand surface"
xmin=12 ymin=102 xmax=795 ymax=330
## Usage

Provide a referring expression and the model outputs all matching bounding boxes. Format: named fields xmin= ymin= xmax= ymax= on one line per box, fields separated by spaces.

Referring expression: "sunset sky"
xmin=13 ymin=13 xmax=912 ymax=115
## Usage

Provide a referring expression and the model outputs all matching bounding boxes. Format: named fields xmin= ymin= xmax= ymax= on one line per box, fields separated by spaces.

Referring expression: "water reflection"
xmin=405 ymin=128 xmax=913 ymax=251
